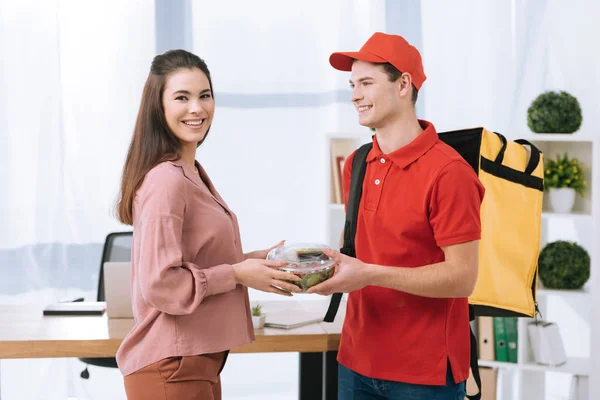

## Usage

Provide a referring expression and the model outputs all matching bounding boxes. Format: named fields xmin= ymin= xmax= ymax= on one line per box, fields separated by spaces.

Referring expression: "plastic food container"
xmin=266 ymin=242 xmax=336 ymax=293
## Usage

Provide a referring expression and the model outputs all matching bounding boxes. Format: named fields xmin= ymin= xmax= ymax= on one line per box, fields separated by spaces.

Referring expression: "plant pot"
xmin=549 ymin=188 xmax=576 ymax=213
xmin=252 ymin=315 xmax=266 ymax=329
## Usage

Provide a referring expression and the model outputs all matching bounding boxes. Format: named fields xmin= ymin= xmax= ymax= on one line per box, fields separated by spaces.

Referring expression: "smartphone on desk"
xmin=43 ymin=301 xmax=106 ymax=316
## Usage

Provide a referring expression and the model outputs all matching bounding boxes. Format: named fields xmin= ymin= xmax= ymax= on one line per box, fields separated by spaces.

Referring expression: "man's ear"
xmin=398 ymin=73 xmax=413 ymax=97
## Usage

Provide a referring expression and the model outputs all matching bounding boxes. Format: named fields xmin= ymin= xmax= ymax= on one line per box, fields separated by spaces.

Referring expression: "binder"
xmin=504 ymin=317 xmax=518 ymax=363
xmin=493 ymin=317 xmax=508 ymax=362
xmin=481 ymin=367 xmax=498 ymax=400
xmin=466 ymin=367 xmax=497 ymax=400
xmin=477 ymin=316 xmax=495 ymax=361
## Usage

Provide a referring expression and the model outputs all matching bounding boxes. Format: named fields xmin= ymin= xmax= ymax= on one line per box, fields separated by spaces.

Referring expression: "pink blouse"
xmin=116 ymin=159 xmax=254 ymax=376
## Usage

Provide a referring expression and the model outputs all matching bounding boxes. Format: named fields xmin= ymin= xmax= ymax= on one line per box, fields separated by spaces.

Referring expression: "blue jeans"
xmin=338 ymin=363 xmax=466 ymax=400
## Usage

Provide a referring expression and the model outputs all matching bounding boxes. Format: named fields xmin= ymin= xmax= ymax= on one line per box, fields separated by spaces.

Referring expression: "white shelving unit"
xmin=324 ymin=130 xmax=600 ymax=400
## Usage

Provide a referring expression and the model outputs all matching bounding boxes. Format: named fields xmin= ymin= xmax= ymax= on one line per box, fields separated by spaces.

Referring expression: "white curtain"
xmin=510 ymin=0 xmax=600 ymax=133
xmin=191 ymin=0 xmax=383 ymax=257
xmin=0 ymin=0 xmax=154 ymax=303
xmin=420 ymin=0 xmax=515 ymax=133
xmin=420 ymin=0 xmax=600 ymax=137
xmin=0 ymin=0 xmax=155 ymax=399
xmin=0 ymin=0 xmax=153 ymax=251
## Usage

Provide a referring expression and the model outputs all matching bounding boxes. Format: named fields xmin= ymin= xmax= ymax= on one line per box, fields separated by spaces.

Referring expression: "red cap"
xmin=329 ymin=32 xmax=426 ymax=91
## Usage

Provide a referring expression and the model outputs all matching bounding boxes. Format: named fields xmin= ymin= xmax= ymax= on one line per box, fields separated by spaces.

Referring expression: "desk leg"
xmin=299 ymin=352 xmax=322 ymax=400
xmin=299 ymin=351 xmax=338 ymax=400
xmin=324 ymin=351 xmax=338 ymax=400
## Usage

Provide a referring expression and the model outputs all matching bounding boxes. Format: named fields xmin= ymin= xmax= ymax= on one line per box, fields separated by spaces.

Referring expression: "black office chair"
xmin=79 ymin=231 xmax=133 ymax=379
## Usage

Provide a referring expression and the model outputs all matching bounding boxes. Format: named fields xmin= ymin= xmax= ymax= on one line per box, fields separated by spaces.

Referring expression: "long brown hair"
xmin=116 ymin=49 xmax=214 ymax=225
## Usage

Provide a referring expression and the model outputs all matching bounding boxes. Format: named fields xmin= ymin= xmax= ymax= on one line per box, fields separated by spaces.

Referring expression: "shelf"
xmin=479 ymin=357 xmax=590 ymax=376
xmin=541 ymin=211 xmax=592 ymax=221
xmin=479 ymin=359 xmax=519 ymax=369
xmin=512 ymin=133 xmax=597 ymax=143
xmin=328 ymin=203 xmax=345 ymax=211
xmin=521 ymin=357 xmax=590 ymax=375
xmin=537 ymin=287 xmax=590 ymax=298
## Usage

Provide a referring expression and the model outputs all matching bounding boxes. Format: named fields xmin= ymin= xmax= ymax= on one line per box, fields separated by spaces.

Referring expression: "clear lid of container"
xmin=266 ymin=242 xmax=335 ymax=272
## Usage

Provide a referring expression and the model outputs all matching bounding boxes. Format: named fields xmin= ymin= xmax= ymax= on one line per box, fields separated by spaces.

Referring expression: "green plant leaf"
xmin=543 ymin=152 xmax=587 ymax=195
xmin=538 ymin=241 xmax=590 ymax=289
xmin=527 ymin=90 xmax=582 ymax=133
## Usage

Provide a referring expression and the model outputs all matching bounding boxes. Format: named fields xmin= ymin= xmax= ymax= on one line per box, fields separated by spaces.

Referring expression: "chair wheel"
xmin=80 ymin=367 xmax=90 ymax=379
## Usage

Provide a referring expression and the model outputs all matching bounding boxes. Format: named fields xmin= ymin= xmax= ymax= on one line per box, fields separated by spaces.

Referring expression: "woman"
xmin=115 ymin=49 xmax=301 ymax=400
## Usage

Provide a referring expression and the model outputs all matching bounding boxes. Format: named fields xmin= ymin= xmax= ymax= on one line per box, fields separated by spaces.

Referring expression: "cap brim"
xmin=329 ymin=51 xmax=388 ymax=71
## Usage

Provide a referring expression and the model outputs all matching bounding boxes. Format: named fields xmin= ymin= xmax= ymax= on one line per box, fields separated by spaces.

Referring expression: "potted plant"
xmin=538 ymin=241 xmax=590 ymax=290
xmin=251 ymin=303 xmax=266 ymax=329
xmin=527 ymin=90 xmax=582 ymax=134
xmin=543 ymin=152 xmax=586 ymax=213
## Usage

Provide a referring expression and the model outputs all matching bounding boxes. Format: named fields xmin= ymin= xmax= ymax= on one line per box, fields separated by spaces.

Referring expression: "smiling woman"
xmin=113 ymin=49 xmax=301 ymax=400
xmin=116 ymin=50 xmax=217 ymax=224
xmin=162 ymin=69 xmax=215 ymax=154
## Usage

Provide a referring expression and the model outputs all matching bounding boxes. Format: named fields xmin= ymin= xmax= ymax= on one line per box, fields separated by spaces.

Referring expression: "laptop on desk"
xmin=264 ymin=309 xmax=323 ymax=329
xmin=43 ymin=301 xmax=106 ymax=316
xmin=103 ymin=261 xmax=134 ymax=318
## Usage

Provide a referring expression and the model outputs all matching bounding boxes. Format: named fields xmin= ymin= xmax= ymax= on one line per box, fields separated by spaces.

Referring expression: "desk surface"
xmin=0 ymin=300 xmax=344 ymax=359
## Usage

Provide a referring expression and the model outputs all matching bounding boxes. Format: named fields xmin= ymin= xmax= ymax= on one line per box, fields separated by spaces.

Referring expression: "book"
xmin=330 ymin=139 xmax=357 ymax=204
xmin=466 ymin=367 xmax=497 ymax=400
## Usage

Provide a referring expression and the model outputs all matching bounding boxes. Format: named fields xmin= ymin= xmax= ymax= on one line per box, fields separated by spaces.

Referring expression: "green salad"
xmin=267 ymin=243 xmax=336 ymax=293
xmin=280 ymin=266 xmax=335 ymax=292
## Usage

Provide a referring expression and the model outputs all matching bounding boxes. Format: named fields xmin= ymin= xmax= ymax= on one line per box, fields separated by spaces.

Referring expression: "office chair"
xmin=79 ymin=231 xmax=133 ymax=379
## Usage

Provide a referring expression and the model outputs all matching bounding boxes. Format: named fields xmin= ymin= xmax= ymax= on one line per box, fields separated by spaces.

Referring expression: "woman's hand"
xmin=233 ymin=258 xmax=301 ymax=296
xmin=244 ymin=240 xmax=285 ymax=260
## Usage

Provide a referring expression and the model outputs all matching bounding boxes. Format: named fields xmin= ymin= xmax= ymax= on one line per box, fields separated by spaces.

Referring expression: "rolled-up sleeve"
xmin=135 ymin=167 xmax=236 ymax=316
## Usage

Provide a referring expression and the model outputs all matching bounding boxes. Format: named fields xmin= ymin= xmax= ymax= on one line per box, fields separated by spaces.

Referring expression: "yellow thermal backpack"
xmin=437 ymin=127 xmax=544 ymax=318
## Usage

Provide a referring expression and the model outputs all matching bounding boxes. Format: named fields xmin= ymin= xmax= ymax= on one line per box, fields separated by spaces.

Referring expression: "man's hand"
xmin=306 ymin=248 xmax=371 ymax=295
xmin=244 ymin=240 xmax=285 ymax=260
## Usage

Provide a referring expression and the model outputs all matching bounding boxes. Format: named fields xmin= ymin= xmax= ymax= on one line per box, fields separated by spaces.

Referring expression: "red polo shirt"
xmin=337 ymin=120 xmax=484 ymax=386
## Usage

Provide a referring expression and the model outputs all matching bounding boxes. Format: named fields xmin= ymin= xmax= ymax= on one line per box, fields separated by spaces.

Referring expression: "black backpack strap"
xmin=340 ymin=142 xmax=372 ymax=258
xmin=514 ymin=139 xmax=543 ymax=175
xmin=323 ymin=142 xmax=373 ymax=323
xmin=467 ymin=305 xmax=482 ymax=400
xmin=493 ymin=132 xmax=508 ymax=164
